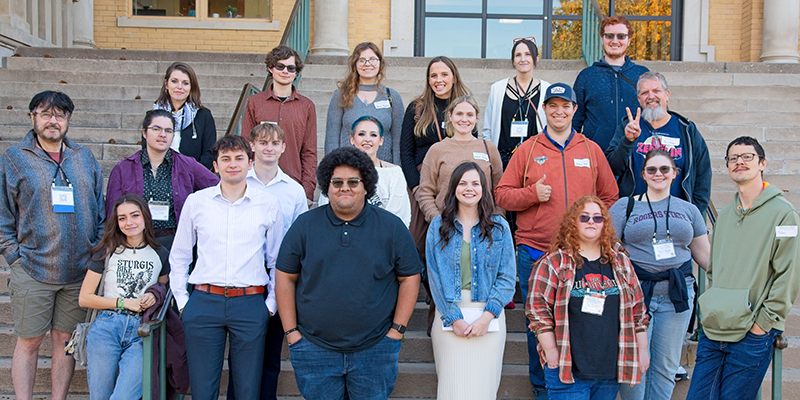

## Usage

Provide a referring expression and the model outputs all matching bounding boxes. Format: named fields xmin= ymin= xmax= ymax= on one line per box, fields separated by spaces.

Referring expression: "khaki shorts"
xmin=8 ymin=260 xmax=86 ymax=338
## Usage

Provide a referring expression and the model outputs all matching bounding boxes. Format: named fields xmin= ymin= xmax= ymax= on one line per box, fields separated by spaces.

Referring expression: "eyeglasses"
xmin=147 ymin=126 xmax=175 ymax=135
xmin=578 ymin=215 xmax=605 ymax=224
xmin=603 ymin=33 xmax=629 ymax=40
xmin=357 ymin=57 xmax=380 ymax=66
xmin=513 ymin=36 xmax=537 ymax=44
xmin=330 ymin=178 xmax=363 ymax=189
xmin=32 ymin=111 xmax=69 ymax=122
xmin=273 ymin=63 xmax=297 ymax=73
xmin=725 ymin=153 xmax=758 ymax=164
xmin=644 ymin=166 xmax=673 ymax=175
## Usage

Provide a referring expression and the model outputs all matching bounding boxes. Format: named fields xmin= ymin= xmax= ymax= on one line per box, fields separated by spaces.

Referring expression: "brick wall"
xmin=347 ymin=0 xmax=391 ymax=52
xmin=708 ymin=0 xmax=800 ymax=62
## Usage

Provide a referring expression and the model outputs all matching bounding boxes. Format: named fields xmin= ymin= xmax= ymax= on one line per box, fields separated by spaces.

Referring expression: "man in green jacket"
xmin=687 ymin=136 xmax=800 ymax=400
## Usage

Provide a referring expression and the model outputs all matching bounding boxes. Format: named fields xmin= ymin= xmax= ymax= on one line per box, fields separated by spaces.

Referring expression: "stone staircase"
xmin=0 ymin=48 xmax=799 ymax=399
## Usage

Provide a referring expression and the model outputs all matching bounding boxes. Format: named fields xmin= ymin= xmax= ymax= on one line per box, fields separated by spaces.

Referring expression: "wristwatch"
xmin=391 ymin=323 xmax=407 ymax=334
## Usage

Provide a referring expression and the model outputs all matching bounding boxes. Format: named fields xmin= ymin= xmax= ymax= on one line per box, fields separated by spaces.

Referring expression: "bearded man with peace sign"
xmin=495 ymin=82 xmax=619 ymax=400
xmin=605 ymin=71 xmax=711 ymax=216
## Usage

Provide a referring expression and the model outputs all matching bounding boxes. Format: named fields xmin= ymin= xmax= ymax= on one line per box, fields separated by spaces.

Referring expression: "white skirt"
xmin=431 ymin=290 xmax=507 ymax=400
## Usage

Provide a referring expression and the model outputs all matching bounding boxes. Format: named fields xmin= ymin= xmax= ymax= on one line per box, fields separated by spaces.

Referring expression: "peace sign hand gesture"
xmin=625 ymin=107 xmax=642 ymax=142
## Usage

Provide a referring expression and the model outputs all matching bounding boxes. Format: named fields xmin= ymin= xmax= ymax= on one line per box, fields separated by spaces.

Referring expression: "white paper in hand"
xmin=442 ymin=308 xmax=500 ymax=332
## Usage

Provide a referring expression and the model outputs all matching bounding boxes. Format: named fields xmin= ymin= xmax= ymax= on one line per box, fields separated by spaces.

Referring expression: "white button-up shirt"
xmin=246 ymin=166 xmax=308 ymax=235
xmin=169 ymin=183 xmax=283 ymax=313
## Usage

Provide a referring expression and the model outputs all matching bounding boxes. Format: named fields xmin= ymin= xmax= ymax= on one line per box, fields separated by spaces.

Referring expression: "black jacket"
xmin=178 ymin=107 xmax=216 ymax=170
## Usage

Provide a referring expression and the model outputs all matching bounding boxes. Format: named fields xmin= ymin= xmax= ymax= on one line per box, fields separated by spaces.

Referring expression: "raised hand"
xmin=535 ymin=174 xmax=551 ymax=203
xmin=625 ymin=107 xmax=642 ymax=142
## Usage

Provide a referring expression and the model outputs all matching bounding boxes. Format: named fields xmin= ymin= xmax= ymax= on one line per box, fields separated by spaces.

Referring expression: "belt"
xmin=194 ymin=284 xmax=265 ymax=297
xmin=155 ymin=229 xmax=176 ymax=238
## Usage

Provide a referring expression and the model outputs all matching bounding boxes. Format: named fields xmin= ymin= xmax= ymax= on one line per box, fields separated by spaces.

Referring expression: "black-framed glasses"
xmin=147 ymin=126 xmax=174 ymax=135
xmin=357 ymin=57 xmax=380 ymax=66
xmin=32 ymin=111 xmax=69 ymax=122
xmin=602 ymin=33 xmax=629 ymax=40
xmin=274 ymin=63 xmax=297 ymax=73
xmin=330 ymin=178 xmax=362 ymax=189
xmin=644 ymin=166 xmax=673 ymax=175
xmin=513 ymin=36 xmax=537 ymax=45
xmin=578 ymin=215 xmax=605 ymax=224
xmin=725 ymin=153 xmax=758 ymax=164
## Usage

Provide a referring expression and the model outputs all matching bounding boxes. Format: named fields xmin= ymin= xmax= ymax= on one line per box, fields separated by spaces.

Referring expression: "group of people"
xmin=0 ymin=14 xmax=798 ymax=400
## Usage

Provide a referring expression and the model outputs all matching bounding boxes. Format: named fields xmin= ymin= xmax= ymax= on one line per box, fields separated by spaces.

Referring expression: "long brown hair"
xmin=91 ymin=195 xmax=161 ymax=262
xmin=437 ymin=162 xmax=499 ymax=248
xmin=549 ymin=195 xmax=620 ymax=269
xmin=154 ymin=62 xmax=204 ymax=110
xmin=338 ymin=42 xmax=386 ymax=109
xmin=412 ymin=56 xmax=471 ymax=137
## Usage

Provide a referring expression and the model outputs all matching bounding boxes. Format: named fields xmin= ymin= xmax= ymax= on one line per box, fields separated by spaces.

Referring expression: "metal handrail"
xmin=580 ymin=0 xmax=604 ymax=65
xmin=139 ymin=289 xmax=177 ymax=400
xmin=225 ymin=83 xmax=263 ymax=137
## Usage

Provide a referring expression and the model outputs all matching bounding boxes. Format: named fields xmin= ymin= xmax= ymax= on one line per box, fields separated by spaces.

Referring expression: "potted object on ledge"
xmin=225 ymin=5 xmax=237 ymax=17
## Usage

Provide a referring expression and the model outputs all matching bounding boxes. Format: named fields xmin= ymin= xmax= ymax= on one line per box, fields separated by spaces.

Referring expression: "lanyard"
xmin=512 ymin=77 xmax=533 ymax=122
xmin=644 ymin=192 xmax=671 ymax=243
xmin=34 ymin=135 xmax=70 ymax=187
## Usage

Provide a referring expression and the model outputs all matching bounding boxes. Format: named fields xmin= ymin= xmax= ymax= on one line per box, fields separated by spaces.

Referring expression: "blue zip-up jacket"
xmin=573 ymin=56 xmax=649 ymax=152
xmin=0 ymin=130 xmax=105 ymax=284
xmin=425 ymin=214 xmax=516 ymax=327
xmin=605 ymin=111 xmax=712 ymax=216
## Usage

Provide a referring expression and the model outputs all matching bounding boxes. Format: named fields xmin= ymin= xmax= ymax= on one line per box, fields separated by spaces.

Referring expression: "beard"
xmin=641 ymin=104 xmax=668 ymax=123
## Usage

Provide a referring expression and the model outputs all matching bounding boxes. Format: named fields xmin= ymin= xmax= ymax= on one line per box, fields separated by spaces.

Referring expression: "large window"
xmin=132 ymin=0 xmax=271 ymax=19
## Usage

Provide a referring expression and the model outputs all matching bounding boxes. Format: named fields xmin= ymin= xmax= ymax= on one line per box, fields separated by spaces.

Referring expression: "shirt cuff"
xmin=174 ymin=293 xmax=189 ymax=311
xmin=266 ymin=292 xmax=277 ymax=315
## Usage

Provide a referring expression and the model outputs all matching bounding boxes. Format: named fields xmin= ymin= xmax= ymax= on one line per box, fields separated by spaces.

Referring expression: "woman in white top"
xmin=482 ymin=37 xmax=550 ymax=169
xmin=320 ymin=116 xmax=411 ymax=226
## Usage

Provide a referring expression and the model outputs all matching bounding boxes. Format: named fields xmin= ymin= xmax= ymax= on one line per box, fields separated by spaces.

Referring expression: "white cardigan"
xmin=481 ymin=77 xmax=551 ymax=145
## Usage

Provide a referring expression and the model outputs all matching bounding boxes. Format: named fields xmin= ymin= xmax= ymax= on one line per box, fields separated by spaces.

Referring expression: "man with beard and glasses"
xmin=605 ymin=71 xmax=711 ymax=216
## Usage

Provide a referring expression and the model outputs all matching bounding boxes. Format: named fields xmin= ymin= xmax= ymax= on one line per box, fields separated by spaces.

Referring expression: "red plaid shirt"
xmin=526 ymin=243 xmax=649 ymax=385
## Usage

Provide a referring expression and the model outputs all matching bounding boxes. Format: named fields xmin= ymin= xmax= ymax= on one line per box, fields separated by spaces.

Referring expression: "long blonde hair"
xmin=444 ymin=95 xmax=480 ymax=138
xmin=412 ymin=56 xmax=471 ymax=137
xmin=337 ymin=42 xmax=386 ymax=109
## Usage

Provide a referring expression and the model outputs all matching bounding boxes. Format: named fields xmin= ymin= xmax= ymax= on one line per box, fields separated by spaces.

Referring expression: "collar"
xmin=140 ymin=149 xmax=173 ymax=168
xmin=246 ymin=165 xmax=289 ymax=187
xmin=265 ymin=84 xmax=297 ymax=102
xmin=210 ymin=182 xmax=256 ymax=204
xmin=543 ymin=127 xmax=576 ymax=150
xmin=324 ymin=202 xmax=369 ymax=227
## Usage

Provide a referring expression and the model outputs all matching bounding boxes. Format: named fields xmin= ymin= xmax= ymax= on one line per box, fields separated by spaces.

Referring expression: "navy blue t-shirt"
xmin=632 ymin=116 xmax=685 ymax=199
xmin=276 ymin=204 xmax=423 ymax=352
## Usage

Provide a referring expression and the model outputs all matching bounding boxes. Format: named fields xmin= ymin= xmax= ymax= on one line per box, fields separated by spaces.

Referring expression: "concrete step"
xmin=0 ymin=83 xmax=243 ymax=103
xmin=0 ymin=110 xmax=232 ymax=132
xmin=0 ymin=69 xmax=266 ymax=90
xmin=4 ymin=57 xmax=269 ymax=78
xmin=0 ymin=97 xmax=239 ymax=117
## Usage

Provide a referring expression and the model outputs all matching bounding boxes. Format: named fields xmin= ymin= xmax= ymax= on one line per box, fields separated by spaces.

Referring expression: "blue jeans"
xmin=620 ymin=284 xmax=695 ymax=400
xmin=518 ymin=245 xmax=548 ymax=396
xmin=686 ymin=329 xmax=780 ymax=400
xmin=86 ymin=310 xmax=143 ymax=400
xmin=288 ymin=334 xmax=402 ymax=400
xmin=544 ymin=365 xmax=620 ymax=400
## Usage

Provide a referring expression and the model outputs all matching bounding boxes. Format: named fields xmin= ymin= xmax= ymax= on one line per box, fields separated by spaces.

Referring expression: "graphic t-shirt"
xmin=632 ymin=116 xmax=686 ymax=199
xmin=88 ymin=245 xmax=170 ymax=299
xmin=568 ymin=256 xmax=620 ymax=380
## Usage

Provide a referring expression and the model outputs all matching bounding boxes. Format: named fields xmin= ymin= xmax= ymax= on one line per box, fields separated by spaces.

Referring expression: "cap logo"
xmin=551 ymin=87 xmax=565 ymax=94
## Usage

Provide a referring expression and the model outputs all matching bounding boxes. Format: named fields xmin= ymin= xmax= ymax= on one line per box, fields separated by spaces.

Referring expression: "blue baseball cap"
xmin=543 ymin=83 xmax=577 ymax=104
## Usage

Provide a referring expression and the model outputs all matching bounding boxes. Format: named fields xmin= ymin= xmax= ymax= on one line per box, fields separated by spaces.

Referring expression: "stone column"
xmin=72 ymin=0 xmax=95 ymax=48
xmin=310 ymin=0 xmax=348 ymax=56
xmin=760 ymin=0 xmax=800 ymax=63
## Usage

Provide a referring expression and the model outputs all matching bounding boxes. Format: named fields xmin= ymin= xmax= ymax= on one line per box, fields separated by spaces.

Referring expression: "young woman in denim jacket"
xmin=425 ymin=162 xmax=516 ymax=400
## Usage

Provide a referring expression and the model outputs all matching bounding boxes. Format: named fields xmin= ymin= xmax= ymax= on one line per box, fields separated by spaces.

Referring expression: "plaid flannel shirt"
xmin=526 ymin=242 xmax=649 ymax=385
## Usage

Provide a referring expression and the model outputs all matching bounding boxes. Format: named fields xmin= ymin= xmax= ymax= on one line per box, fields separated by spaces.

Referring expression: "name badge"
xmin=581 ymin=290 xmax=606 ymax=316
xmin=776 ymin=226 xmax=798 ymax=238
xmin=148 ymin=200 xmax=170 ymax=221
xmin=653 ymin=239 xmax=676 ymax=260
xmin=259 ymin=121 xmax=278 ymax=126
xmin=51 ymin=185 xmax=74 ymax=213
xmin=473 ymin=152 xmax=489 ymax=162
xmin=511 ymin=120 xmax=529 ymax=137
xmin=441 ymin=121 xmax=447 ymax=129
xmin=661 ymin=137 xmax=680 ymax=147
xmin=374 ymin=100 xmax=391 ymax=109
xmin=574 ymin=158 xmax=590 ymax=168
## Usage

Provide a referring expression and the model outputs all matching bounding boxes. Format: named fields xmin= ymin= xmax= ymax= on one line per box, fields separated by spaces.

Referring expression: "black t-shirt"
xmin=498 ymin=84 xmax=541 ymax=158
xmin=276 ymin=204 xmax=423 ymax=352
xmin=568 ymin=256 xmax=620 ymax=380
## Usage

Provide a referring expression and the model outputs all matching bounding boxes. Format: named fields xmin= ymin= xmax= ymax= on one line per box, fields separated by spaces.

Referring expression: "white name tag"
xmin=653 ymin=239 xmax=677 ymax=260
xmin=574 ymin=158 xmax=590 ymax=168
xmin=510 ymin=120 xmax=529 ymax=137
xmin=473 ymin=152 xmax=489 ymax=162
xmin=661 ymin=137 xmax=680 ymax=147
xmin=442 ymin=308 xmax=500 ymax=332
xmin=148 ymin=201 xmax=170 ymax=221
xmin=581 ymin=291 xmax=606 ymax=316
xmin=776 ymin=226 xmax=798 ymax=238
xmin=374 ymin=100 xmax=391 ymax=109
xmin=51 ymin=185 xmax=74 ymax=213
xmin=259 ymin=121 xmax=278 ymax=125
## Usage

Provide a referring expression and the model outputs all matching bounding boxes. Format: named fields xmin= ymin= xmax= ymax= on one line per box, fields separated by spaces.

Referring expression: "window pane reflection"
xmin=208 ymin=0 xmax=270 ymax=18
xmin=629 ymin=21 xmax=671 ymax=60
xmin=425 ymin=17 xmax=482 ymax=58
xmin=615 ymin=0 xmax=671 ymax=16
xmin=487 ymin=0 xmax=543 ymax=15
xmin=426 ymin=0 xmax=482 ymax=13
xmin=552 ymin=0 xmax=582 ymax=15
xmin=486 ymin=19 xmax=544 ymax=59
xmin=551 ymin=20 xmax=582 ymax=59
xmin=133 ymin=0 xmax=193 ymax=17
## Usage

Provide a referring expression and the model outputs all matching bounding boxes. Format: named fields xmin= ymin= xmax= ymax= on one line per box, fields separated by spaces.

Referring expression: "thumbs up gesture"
xmin=535 ymin=174 xmax=551 ymax=203
xmin=625 ymin=107 xmax=642 ymax=142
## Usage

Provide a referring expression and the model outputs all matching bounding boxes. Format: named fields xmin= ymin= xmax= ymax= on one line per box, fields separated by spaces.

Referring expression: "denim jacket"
xmin=425 ymin=214 xmax=516 ymax=327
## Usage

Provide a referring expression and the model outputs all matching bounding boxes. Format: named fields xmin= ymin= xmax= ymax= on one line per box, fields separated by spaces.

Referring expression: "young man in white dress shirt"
xmin=169 ymin=135 xmax=283 ymax=400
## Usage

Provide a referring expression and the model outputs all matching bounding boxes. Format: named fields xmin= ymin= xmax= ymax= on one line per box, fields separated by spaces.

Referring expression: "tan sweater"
xmin=416 ymin=138 xmax=504 ymax=222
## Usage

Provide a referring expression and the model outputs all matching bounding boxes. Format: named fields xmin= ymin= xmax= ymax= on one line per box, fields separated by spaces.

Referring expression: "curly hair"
xmin=437 ymin=162 xmax=499 ymax=249
xmin=412 ymin=56 xmax=472 ymax=137
xmin=337 ymin=42 xmax=386 ymax=109
xmin=154 ymin=62 xmax=204 ymax=110
xmin=265 ymin=45 xmax=303 ymax=74
xmin=317 ymin=146 xmax=378 ymax=199
xmin=549 ymin=195 xmax=621 ymax=269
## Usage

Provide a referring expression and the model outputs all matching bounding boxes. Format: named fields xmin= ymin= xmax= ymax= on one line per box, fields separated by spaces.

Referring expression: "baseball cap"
xmin=543 ymin=83 xmax=577 ymax=104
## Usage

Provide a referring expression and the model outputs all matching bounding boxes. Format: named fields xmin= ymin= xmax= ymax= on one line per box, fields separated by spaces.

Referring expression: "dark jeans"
xmin=544 ymin=366 xmax=620 ymax=400
xmin=182 ymin=290 xmax=269 ymax=400
xmin=227 ymin=312 xmax=284 ymax=400
xmin=686 ymin=329 xmax=780 ymax=400
xmin=518 ymin=245 xmax=548 ymax=397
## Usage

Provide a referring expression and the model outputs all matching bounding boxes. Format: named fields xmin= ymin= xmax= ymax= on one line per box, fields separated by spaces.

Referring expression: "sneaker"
xmin=675 ymin=365 xmax=689 ymax=381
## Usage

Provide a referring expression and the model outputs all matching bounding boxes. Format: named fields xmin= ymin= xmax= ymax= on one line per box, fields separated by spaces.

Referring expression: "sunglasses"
xmin=603 ymin=33 xmax=629 ymax=40
xmin=578 ymin=215 xmax=605 ymax=224
xmin=274 ymin=63 xmax=297 ymax=73
xmin=513 ymin=36 xmax=537 ymax=44
xmin=644 ymin=166 xmax=673 ymax=175
xmin=330 ymin=178 xmax=362 ymax=189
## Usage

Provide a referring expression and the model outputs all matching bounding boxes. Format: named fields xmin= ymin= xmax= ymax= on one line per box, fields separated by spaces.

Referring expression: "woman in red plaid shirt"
xmin=527 ymin=195 xmax=649 ymax=400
